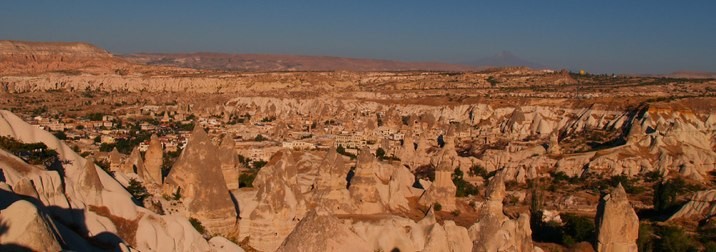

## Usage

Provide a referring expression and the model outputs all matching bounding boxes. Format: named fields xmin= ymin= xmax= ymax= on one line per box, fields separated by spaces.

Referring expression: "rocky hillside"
xmin=0 ymin=110 xmax=222 ymax=251
xmin=121 ymin=52 xmax=482 ymax=72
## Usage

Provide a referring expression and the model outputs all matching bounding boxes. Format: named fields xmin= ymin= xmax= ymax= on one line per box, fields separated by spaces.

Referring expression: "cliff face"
xmin=0 ymin=40 xmax=133 ymax=75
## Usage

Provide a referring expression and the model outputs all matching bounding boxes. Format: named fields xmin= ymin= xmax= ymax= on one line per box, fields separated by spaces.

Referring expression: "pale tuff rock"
xmin=420 ymin=158 xmax=458 ymax=212
xmin=135 ymin=214 xmax=213 ymax=252
xmin=349 ymin=147 xmax=386 ymax=214
xmin=109 ymin=147 xmax=123 ymax=172
xmin=547 ymin=132 xmax=561 ymax=155
xmin=123 ymin=147 xmax=152 ymax=183
xmin=397 ymin=131 xmax=417 ymax=167
xmin=78 ymin=157 xmax=104 ymax=205
xmin=312 ymin=147 xmax=354 ymax=214
xmin=387 ymin=164 xmax=418 ymax=211
xmin=0 ymin=200 xmax=62 ymax=252
xmin=0 ymin=110 xmax=211 ymax=251
xmin=469 ymin=169 xmax=535 ymax=252
xmin=164 ymin=127 xmax=237 ymax=236
xmin=209 ymin=236 xmax=245 ymax=252
xmin=595 ymin=184 xmax=639 ymax=252
xmin=420 ymin=208 xmax=472 ymax=252
xmin=144 ymin=134 xmax=164 ymax=184
xmin=218 ymin=134 xmax=240 ymax=190
xmin=247 ymin=150 xmax=308 ymax=252
xmin=277 ymin=210 xmax=367 ymax=252
xmin=669 ymin=189 xmax=716 ymax=221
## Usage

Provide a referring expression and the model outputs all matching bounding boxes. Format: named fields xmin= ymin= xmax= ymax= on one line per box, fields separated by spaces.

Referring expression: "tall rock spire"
xmin=144 ymin=134 xmax=163 ymax=184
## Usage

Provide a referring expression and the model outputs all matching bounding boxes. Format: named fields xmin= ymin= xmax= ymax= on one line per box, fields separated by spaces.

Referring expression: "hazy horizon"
xmin=1 ymin=1 xmax=715 ymax=74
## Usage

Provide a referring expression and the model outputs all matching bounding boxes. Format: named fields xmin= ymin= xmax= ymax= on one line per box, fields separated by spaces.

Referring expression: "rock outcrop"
xmin=276 ymin=209 xmax=366 ymax=252
xmin=349 ymin=147 xmax=386 ymax=214
xmin=144 ymin=134 xmax=163 ymax=184
xmin=218 ymin=134 xmax=240 ymax=191
xmin=0 ymin=110 xmax=214 ymax=251
xmin=0 ymin=200 xmax=62 ymax=252
xmin=420 ymin=158 xmax=458 ymax=211
xmin=312 ymin=147 xmax=354 ymax=214
xmin=469 ymin=169 xmax=535 ymax=252
xmin=164 ymin=127 xmax=237 ymax=236
xmin=245 ymin=150 xmax=309 ymax=252
xmin=669 ymin=189 xmax=716 ymax=221
xmin=594 ymin=184 xmax=639 ymax=252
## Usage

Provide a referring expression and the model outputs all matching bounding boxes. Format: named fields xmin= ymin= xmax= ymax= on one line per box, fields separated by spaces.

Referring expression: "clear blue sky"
xmin=1 ymin=1 xmax=715 ymax=74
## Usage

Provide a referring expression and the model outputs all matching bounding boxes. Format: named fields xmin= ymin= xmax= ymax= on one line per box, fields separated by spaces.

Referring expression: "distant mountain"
xmin=121 ymin=53 xmax=482 ymax=72
xmin=664 ymin=71 xmax=716 ymax=79
xmin=465 ymin=51 xmax=546 ymax=69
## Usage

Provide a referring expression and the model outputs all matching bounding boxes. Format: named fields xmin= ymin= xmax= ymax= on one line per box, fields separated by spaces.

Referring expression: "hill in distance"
xmin=120 ymin=52 xmax=484 ymax=72
xmin=465 ymin=51 xmax=546 ymax=70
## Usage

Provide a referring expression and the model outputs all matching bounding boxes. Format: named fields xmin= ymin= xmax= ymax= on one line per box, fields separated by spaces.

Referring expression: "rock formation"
xmin=312 ymin=146 xmax=354 ymax=213
xmin=276 ymin=209 xmax=366 ymax=252
xmin=420 ymin=158 xmax=458 ymax=211
xmin=594 ymin=184 xmax=639 ymax=252
xmin=108 ymin=147 xmax=122 ymax=172
xmin=218 ymin=134 xmax=240 ymax=190
xmin=144 ymin=134 xmax=163 ymax=184
xmin=164 ymin=127 xmax=237 ymax=236
xmin=245 ymin=150 xmax=308 ymax=251
xmin=0 ymin=200 xmax=62 ymax=252
xmin=469 ymin=169 xmax=535 ymax=252
xmin=349 ymin=147 xmax=386 ymax=214
xmin=669 ymin=189 xmax=716 ymax=221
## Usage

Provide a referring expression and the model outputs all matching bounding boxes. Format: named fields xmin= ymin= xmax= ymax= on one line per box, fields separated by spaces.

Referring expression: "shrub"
xmin=433 ymin=203 xmax=442 ymax=212
xmin=189 ymin=217 xmax=207 ymax=235
xmin=653 ymin=178 xmax=686 ymax=214
xmin=655 ymin=225 xmax=697 ymax=252
xmin=95 ymin=159 xmax=114 ymax=177
xmin=451 ymin=210 xmax=461 ymax=217
xmin=254 ymin=134 xmax=267 ymax=141
xmin=376 ymin=148 xmax=386 ymax=160
xmin=637 ymin=222 xmax=655 ymax=252
xmin=336 ymin=144 xmax=357 ymax=159
xmin=52 ymin=131 xmax=67 ymax=140
xmin=126 ymin=178 xmax=149 ymax=206
xmin=560 ymin=213 xmax=595 ymax=246
xmin=452 ymin=168 xmax=478 ymax=197
xmin=172 ymin=187 xmax=182 ymax=200
xmin=469 ymin=165 xmax=490 ymax=179
xmin=239 ymin=171 xmax=257 ymax=188
xmin=0 ymin=136 xmax=59 ymax=166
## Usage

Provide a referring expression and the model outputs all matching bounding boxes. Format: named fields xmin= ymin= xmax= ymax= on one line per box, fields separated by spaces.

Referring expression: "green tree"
xmin=126 ymin=178 xmax=150 ymax=206
xmin=452 ymin=168 xmax=478 ymax=197
xmin=653 ymin=179 xmax=685 ymax=214
xmin=376 ymin=148 xmax=386 ymax=160
xmin=560 ymin=214 xmax=595 ymax=246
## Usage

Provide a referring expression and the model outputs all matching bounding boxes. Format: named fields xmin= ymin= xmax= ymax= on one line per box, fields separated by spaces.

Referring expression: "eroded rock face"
xmin=349 ymin=148 xmax=386 ymax=214
xmin=669 ymin=189 xmax=716 ymax=221
xmin=420 ymin=158 xmax=458 ymax=212
xmin=469 ymin=169 xmax=535 ymax=252
xmin=0 ymin=110 xmax=212 ymax=252
xmin=144 ymin=134 xmax=163 ymax=184
xmin=164 ymin=127 xmax=237 ymax=236
xmin=277 ymin=210 xmax=366 ymax=252
xmin=218 ymin=134 xmax=240 ymax=191
xmin=0 ymin=200 xmax=62 ymax=252
xmin=595 ymin=184 xmax=639 ymax=252
xmin=79 ymin=157 xmax=104 ymax=205
xmin=246 ymin=150 xmax=309 ymax=252
xmin=312 ymin=147 xmax=354 ymax=214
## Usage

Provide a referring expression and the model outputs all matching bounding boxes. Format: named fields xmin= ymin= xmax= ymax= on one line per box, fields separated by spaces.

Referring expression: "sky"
xmin=1 ymin=1 xmax=715 ymax=74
